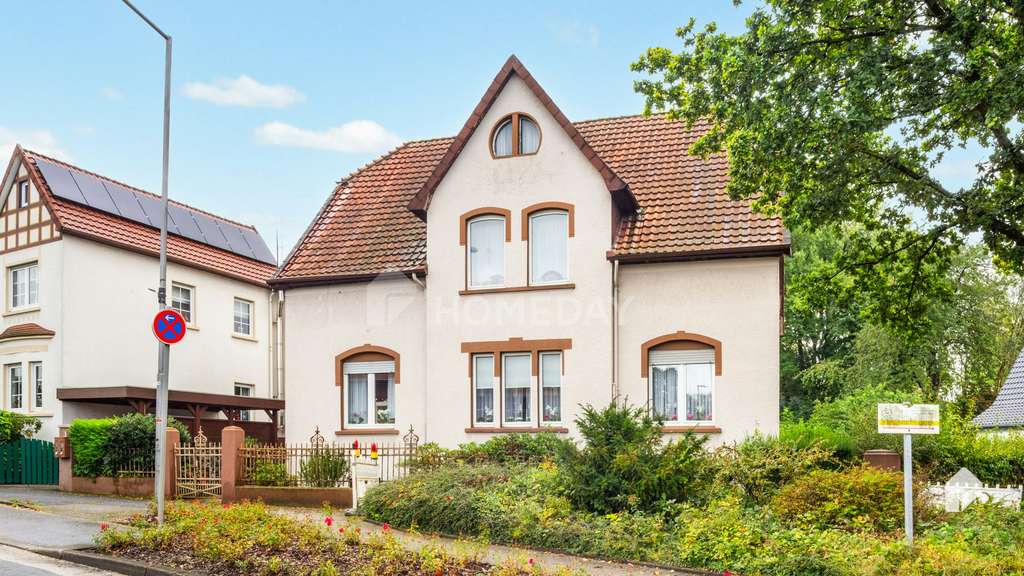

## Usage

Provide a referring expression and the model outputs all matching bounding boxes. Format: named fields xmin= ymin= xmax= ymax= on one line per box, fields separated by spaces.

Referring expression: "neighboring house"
xmin=0 ymin=147 xmax=283 ymax=442
xmin=974 ymin=347 xmax=1024 ymax=434
xmin=272 ymin=56 xmax=789 ymax=447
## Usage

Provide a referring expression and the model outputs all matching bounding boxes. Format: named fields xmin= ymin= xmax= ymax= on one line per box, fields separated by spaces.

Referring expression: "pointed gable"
xmin=407 ymin=55 xmax=638 ymax=219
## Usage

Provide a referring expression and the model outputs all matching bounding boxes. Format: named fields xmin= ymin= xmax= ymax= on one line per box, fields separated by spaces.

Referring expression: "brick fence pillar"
xmin=220 ymin=426 xmax=245 ymax=503
xmin=164 ymin=428 xmax=180 ymax=499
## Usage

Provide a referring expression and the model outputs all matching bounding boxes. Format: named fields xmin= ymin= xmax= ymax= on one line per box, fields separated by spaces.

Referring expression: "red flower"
xmin=382 ymin=523 xmax=390 ymax=532
xmin=324 ymin=516 xmax=334 ymax=527
xmin=222 ymin=503 xmax=231 ymax=509
xmin=99 ymin=523 xmax=109 ymax=531
xmin=352 ymin=440 xmax=359 ymax=450
xmin=339 ymin=527 xmax=346 ymax=534
xmin=445 ymin=495 xmax=453 ymax=502
xmin=528 ymin=558 xmax=535 ymax=566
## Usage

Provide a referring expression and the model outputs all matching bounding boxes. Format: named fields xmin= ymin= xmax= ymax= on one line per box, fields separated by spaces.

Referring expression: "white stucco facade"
xmin=280 ymin=71 xmax=784 ymax=447
xmin=0 ymin=161 xmax=273 ymax=441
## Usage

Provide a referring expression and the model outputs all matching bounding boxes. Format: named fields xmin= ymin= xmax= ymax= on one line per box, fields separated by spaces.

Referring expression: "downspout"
xmin=611 ymin=259 xmax=620 ymax=400
xmin=409 ymin=272 xmax=427 ymax=440
xmin=278 ymin=291 xmax=286 ymax=437
xmin=270 ymin=290 xmax=279 ymax=399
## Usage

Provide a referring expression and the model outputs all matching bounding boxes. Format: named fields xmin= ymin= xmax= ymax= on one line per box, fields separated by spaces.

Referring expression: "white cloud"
xmin=102 ymin=87 xmax=124 ymax=101
xmin=546 ymin=18 xmax=600 ymax=47
xmin=253 ymin=120 xmax=401 ymax=154
xmin=0 ymin=127 xmax=70 ymax=161
xmin=183 ymin=75 xmax=305 ymax=108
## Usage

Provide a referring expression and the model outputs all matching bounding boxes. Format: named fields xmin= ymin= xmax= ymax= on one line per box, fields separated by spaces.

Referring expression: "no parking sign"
xmin=152 ymin=309 xmax=187 ymax=344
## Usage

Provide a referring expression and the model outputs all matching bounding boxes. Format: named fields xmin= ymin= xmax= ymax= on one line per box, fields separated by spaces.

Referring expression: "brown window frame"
xmin=521 ymin=202 xmax=574 ymax=287
xmin=489 ymin=112 xmax=542 ymax=159
xmin=460 ymin=207 xmax=512 ymax=292
xmin=334 ymin=344 xmax=401 ymax=436
xmin=640 ymin=331 xmax=723 ymax=434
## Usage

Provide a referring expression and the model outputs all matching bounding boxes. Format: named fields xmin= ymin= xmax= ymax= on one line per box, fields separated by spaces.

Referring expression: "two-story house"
xmin=272 ymin=56 xmax=788 ymax=446
xmin=0 ymin=147 xmax=283 ymax=442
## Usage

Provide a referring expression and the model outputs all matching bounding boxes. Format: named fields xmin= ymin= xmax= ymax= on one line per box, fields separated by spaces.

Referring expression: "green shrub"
xmin=0 ymin=410 xmax=41 ymax=443
xmin=557 ymin=401 xmax=713 ymax=513
xmin=411 ymin=433 xmax=573 ymax=470
xmin=70 ymin=414 xmax=191 ymax=477
xmin=779 ymin=418 xmax=856 ymax=458
xmin=715 ymin=433 xmax=834 ymax=505
xmin=250 ymin=461 xmax=294 ymax=487
xmin=69 ymin=418 xmax=116 ymax=477
xmin=360 ymin=464 xmax=513 ymax=536
xmin=771 ymin=465 xmax=919 ymax=532
xmin=300 ymin=450 xmax=350 ymax=487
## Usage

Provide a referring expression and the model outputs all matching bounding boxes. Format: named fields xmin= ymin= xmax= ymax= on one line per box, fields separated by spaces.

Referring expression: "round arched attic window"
xmin=491 ymin=113 xmax=541 ymax=158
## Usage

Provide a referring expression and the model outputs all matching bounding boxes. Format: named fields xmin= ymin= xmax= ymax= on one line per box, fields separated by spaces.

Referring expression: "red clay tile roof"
xmin=0 ymin=323 xmax=55 ymax=341
xmin=577 ymin=115 xmax=787 ymax=259
xmin=18 ymin=149 xmax=277 ymax=286
xmin=275 ymin=115 xmax=788 ymax=285
xmin=408 ymin=55 xmax=636 ymax=218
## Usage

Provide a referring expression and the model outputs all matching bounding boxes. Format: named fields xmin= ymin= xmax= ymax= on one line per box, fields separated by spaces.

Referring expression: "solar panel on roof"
xmin=219 ymin=222 xmax=254 ymax=259
xmin=70 ymin=171 xmax=119 ymax=214
xmin=34 ymin=159 xmax=87 ymax=204
xmin=192 ymin=213 xmax=233 ymax=252
xmin=240 ymin=228 xmax=277 ymax=264
xmin=103 ymin=182 xmax=151 ymax=225
xmin=168 ymin=204 xmax=206 ymax=244
xmin=133 ymin=192 xmax=180 ymax=235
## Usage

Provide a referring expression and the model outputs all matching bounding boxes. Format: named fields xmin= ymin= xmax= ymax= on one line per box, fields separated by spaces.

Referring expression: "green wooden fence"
xmin=0 ymin=438 xmax=58 ymax=485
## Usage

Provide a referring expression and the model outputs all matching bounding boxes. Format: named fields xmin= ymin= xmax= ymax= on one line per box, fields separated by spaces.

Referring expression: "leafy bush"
xmin=249 ymin=461 xmax=293 ymax=487
xmin=411 ymin=433 xmax=573 ymax=470
xmin=70 ymin=414 xmax=191 ymax=477
xmin=770 ymin=465 xmax=923 ymax=532
xmin=779 ymin=417 xmax=856 ymax=458
xmin=557 ymin=401 xmax=713 ymax=513
xmin=715 ymin=433 xmax=834 ymax=505
xmin=69 ymin=418 xmax=116 ymax=477
xmin=0 ymin=410 xmax=40 ymax=443
xmin=300 ymin=450 xmax=350 ymax=487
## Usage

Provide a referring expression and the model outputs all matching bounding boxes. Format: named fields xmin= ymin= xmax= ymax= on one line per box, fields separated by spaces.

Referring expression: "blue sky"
xmin=0 ymin=1 xmax=985 ymax=257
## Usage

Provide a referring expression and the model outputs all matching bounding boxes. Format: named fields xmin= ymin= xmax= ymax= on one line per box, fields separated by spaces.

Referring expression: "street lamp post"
xmin=120 ymin=0 xmax=172 ymax=525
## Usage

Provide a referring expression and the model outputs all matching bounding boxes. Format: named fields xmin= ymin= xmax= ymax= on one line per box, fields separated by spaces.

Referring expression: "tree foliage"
xmin=634 ymin=0 xmax=1024 ymax=330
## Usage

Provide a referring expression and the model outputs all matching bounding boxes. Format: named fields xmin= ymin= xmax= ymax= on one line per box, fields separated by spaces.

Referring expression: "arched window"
xmin=641 ymin=332 xmax=721 ymax=425
xmin=335 ymin=345 xmax=400 ymax=431
xmin=468 ymin=215 xmax=506 ymax=288
xmin=523 ymin=202 xmax=574 ymax=285
xmin=491 ymin=113 xmax=541 ymax=158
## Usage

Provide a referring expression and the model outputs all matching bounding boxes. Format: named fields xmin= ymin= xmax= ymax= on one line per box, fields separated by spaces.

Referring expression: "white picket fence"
xmin=926 ymin=482 xmax=1023 ymax=512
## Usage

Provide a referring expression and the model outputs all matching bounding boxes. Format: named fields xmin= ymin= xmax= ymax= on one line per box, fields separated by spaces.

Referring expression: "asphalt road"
xmin=0 ymin=545 xmax=118 ymax=576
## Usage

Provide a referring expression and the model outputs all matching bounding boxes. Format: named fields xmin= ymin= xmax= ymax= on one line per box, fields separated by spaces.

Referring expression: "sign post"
xmin=152 ymin=308 xmax=186 ymax=523
xmin=877 ymin=403 xmax=940 ymax=546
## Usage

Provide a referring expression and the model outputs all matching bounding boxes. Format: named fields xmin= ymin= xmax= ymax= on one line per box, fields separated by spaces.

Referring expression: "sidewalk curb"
xmin=34 ymin=548 xmax=197 ymax=576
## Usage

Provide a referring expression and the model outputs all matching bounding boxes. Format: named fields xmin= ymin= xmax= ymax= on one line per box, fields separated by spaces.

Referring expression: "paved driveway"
xmin=0 ymin=486 xmax=148 ymax=550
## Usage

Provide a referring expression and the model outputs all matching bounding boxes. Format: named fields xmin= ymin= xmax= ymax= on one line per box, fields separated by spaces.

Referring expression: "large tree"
xmin=633 ymin=0 xmax=1024 ymax=331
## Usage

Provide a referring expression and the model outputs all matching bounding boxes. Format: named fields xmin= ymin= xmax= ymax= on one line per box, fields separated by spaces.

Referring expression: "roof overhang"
xmin=269 ymin=268 xmax=427 ymax=289
xmin=57 ymin=386 xmax=285 ymax=411
xmin=607 ymin=243 xmax=791 ymax=265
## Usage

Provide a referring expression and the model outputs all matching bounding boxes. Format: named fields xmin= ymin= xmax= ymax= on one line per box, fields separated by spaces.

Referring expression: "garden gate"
xmin=0 ymin=439 xmax=59 ymax=485
xmin=174 ymin=429 xmax=221 ymax=498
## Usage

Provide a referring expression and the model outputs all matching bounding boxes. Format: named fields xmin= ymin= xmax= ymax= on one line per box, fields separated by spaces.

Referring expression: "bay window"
xmin=468 ymin=215 xmax=505 ymax=288
xmin=7 ymin=364 xmax=22 ymax=410
xmin=31 ymin=362 xmax=42 ymax=410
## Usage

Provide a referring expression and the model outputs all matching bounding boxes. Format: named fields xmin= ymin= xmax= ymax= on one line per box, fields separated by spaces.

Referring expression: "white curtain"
xmin=347 ymin=374 xmax=368 ymax=425
xmin=469 ymin=217 xmax=505 ymax=287
xmin=504 ymin=354 xmax=531 ymax=423
xmin=474 ymin=355 xmax=494 ymax=423
xmin=651 ymin=366 xmax=678 ymax=422
xmin=685 ymin=363 xmax=713 ymax=421
xmin=493 ymin=119 xmax=513 ymax=157
xmin=530 ymin=211 xmax=568 ymax=284
xmin=520 ymin=117 xmax=541 ymax=154
xmin=541 ymin=352 xmax=561 ymax=422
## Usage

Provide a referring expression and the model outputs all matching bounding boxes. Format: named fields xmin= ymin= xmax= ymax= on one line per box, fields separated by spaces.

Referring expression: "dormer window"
xmin=491 ymin=113 xmax=541 ymax=158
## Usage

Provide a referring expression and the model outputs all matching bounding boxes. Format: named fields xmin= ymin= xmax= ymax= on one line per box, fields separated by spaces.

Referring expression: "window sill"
xmin=465 ymin=426 xmax=569 ymax=434
xmin=186 ymin=325 xmax=199 ymax=332
xmin=335 ymin=428 xmax=400 ymax=436
xmin=459 ymin=283 xmax=575 ymax=296
xmin=232 ymin=333 xmax=258 ymax=343
xmin=661 ymin=425 xmax=722 ymax=434
xmin=3 ymin=306 xmax=41 ymax=317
